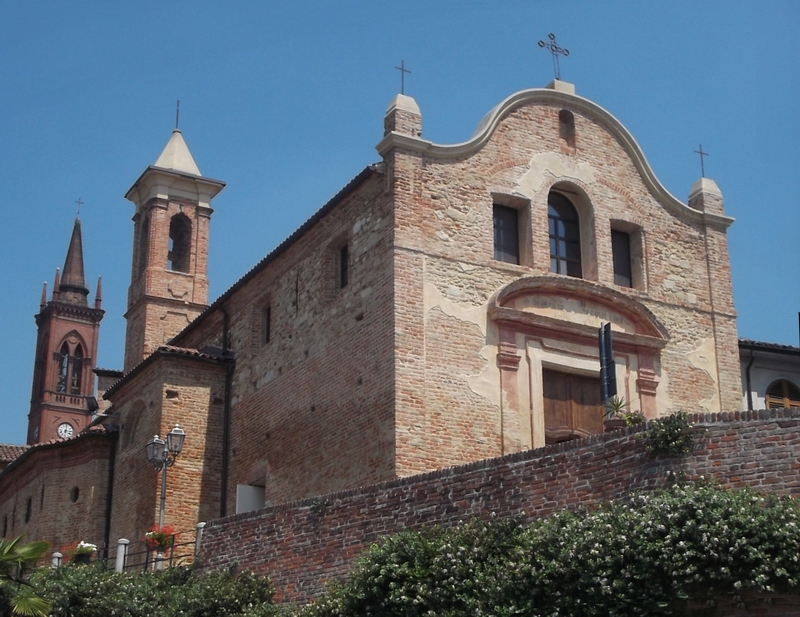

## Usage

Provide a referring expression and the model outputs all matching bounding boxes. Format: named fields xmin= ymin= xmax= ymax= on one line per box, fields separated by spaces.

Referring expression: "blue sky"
xmin=0 ymin=1 xmax=797 ymax=445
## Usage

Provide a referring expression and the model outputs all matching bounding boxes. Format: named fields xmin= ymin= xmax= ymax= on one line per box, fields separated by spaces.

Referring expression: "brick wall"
xmin=0 ymin=433 xmax=111 ymax=552
xmin=174 ymin=169 xmax=398 ymax=510
xmin=196 ymin=407 xmax=800 ymax=605
xmin=108 ymin=352 xmax=226 ymax=544
xmin=388 ymin=92 xmax=743 ymax=474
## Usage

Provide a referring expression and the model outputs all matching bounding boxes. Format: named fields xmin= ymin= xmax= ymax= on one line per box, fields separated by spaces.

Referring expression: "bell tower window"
xmin=56 ymin=343 xmax=69 ymax=393
xmin=55 ymin=341 xmax=84 ymax=395
xmin=168 ymin=214 xmax=191 ymax=273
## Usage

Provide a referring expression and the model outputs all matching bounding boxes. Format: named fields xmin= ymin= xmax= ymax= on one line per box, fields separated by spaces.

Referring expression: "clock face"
xmin=57 ymin=423 xmax=74 ymax=439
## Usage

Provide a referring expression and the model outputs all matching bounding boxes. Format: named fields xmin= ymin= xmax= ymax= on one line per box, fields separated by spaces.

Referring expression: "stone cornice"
xmin=376 ymin=88 xmax=734 ymax=230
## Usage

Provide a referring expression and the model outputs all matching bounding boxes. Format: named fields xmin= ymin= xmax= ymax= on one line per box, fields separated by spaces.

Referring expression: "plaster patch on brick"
xmin=656 ymin=365 xmax=675 ymax=417
xmin=423 ymin=280 xmax=501 ymax=409
xmin=686 ymin=338 xmax=720 ymax=412
xmin=423 ymin=280 xmax=486 ymax=337
xmin=515 ymin=152 xmax=596 ymax=195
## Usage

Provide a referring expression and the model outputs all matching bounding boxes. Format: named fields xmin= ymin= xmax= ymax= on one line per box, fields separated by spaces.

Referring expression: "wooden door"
xmin=542 ymin=370 xmax=603 ymax=444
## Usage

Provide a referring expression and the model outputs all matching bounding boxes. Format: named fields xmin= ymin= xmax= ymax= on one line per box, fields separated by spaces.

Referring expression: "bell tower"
xmin=123 ymin=129 xmax=225 ymax=372
xmin=28 ymin=219 xmax=104 ymax=444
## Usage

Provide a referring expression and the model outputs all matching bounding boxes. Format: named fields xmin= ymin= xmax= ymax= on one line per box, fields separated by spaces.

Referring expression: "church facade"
xmin=0 ymin=79 xmax=743 ymax=556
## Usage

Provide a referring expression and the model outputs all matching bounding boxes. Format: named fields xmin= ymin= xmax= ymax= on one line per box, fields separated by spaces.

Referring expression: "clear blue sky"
xmin=0 ymin=1 xmax=797 ymax=445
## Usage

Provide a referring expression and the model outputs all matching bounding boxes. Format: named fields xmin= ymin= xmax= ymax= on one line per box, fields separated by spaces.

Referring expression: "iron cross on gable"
xmin=694 ymin=144 xmax=709 ymax=178
xmin=395 ymin=60 xmax=411 ymax=95
xmin=538 ymin=33 xmax=570 ymax=80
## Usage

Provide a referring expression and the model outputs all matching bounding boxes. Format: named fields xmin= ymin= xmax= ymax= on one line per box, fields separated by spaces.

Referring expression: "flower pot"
xmin=604 ymin=418 xmax=626 ymax=432
xmin=73 ymin=552 xmax=92 ymax=565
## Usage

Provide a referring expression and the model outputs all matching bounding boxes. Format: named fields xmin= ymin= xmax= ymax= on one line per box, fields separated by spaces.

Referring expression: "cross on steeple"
xmin=538 ymin=33 xmax=570 ymax=80
xmin=176 ymin=100 xmax=180 ymax=130
xmin=74 ymin=198 xmax=83 ymax=218
xmin=694 ymin=144 xmax=709 ymax=178
xmin=395 ymin=60 xmax=411 ymax=95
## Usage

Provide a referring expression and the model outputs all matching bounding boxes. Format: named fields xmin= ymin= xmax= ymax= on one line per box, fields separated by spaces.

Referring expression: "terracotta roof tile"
xmin=0 ymin=444 xmax=29 ymax=463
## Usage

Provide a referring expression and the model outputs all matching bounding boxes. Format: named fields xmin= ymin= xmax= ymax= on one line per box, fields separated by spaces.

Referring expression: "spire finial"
xmin=53 ymin=268 xmax=61 ymax=301
xmin=538 ymin=33 xmax=570 ymax=80
xmin=176 ymin=100 xmax=180 ymax=130
xmin=694 ymin=144 xmax=709 ymax=178
xmin=59 ymin=219 xmax=89 ymax=306
xmin=394 ymin=60 xmax=411 ymax=95
xmin=75 ymin=197 xmax=83 ymax=218
xmin=40 ymin=282 xmax=48 ymax=310
xmin=94 ymin=276 xmax=103 ymax=309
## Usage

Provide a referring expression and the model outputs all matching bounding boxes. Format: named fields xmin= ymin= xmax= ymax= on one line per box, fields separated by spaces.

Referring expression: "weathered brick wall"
xmin=0 ymin=434 xmax=111 ymax=552
xmin=108 ymin=354 xmax=226 ymax=544
xmin=197 ymin=408 xmax=800 ymax=605
xmin=174 ymin=170 xmax=398 ymax=510
xmin=388 ymin=91 xmax=742 ymax=475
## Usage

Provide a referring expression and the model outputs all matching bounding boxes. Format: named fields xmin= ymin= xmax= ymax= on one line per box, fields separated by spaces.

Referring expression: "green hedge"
xmin=304 ymin=484 xmax=800 ymax=616
xmin=27 ymin=565 xmax=281 ymax=617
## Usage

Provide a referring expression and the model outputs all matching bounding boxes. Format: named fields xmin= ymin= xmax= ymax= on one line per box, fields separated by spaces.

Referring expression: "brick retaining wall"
xmin=196 ymin=408 xmax=800 ymax=605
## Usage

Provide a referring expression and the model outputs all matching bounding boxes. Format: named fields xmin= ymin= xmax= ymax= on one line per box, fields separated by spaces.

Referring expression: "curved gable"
xmin=377 ymin=87 xmax=733 ymax=229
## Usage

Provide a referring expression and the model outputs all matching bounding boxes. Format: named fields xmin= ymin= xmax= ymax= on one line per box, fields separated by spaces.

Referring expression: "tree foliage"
xmin=0 ymin=537 xmax=50 ymax=617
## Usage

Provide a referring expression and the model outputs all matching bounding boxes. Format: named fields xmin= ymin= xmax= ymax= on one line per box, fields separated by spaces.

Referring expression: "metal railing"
xmin=51 ymin=522 xmax=206 ymax=572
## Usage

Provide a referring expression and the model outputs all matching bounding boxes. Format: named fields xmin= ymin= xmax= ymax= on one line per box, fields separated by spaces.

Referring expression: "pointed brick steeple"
xmin=27 ymin=219 xmax=104 ymax=444
xmin=58 ymin=218 xmax=90 ymax=306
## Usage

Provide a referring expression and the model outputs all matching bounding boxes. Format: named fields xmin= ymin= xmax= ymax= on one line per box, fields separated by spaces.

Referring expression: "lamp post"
xmin=145 ymin=425 xmax=186 ymax=568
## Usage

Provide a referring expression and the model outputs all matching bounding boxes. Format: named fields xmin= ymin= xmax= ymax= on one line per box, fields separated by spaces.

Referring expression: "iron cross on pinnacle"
xmin=75 ymin=198 xmax=83 ymax=218
xmin=538 ymin=33 xmax=569 ymax=80
xmin=395 ymin=60 xmax=411 ymax=95
xmin=694 ymin=144 xmax=709 ymax=178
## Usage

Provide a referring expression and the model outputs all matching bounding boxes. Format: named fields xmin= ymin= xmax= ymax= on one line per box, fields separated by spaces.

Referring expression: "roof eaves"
xmin=170 ymin=164 xmax=380 ymax=344
xmin=103 ymin=345 xmax=232 ymax=399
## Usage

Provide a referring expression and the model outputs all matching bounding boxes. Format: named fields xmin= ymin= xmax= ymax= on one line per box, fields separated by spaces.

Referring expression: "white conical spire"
xmin=154 ymin=129 xmax=202 ymax=176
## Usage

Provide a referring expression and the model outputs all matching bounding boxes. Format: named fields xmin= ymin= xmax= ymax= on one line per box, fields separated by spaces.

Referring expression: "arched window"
xmin=56 ymin=341 xmax=83 ymax=394
xmin=548 ymin=192 xmax=582 ymax=278
xmin=56 ymin=343 xmax=69 ymax=393
xmin=70 ymin=345 xmax=83 ymax=394
xmin=765 ymin=380 xmax=800 ymax=409
xmin=559 ymin=109 xmax=576 ymax=150
xmin=168 ymin=214 xmax=191 ymax=273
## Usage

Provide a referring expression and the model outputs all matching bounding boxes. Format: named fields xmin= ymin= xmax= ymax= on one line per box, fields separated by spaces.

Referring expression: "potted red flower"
xmin=144 ymin=524 xmax=177 ymax=553
xmin=62 ymin=540 xmax=97 ymax=565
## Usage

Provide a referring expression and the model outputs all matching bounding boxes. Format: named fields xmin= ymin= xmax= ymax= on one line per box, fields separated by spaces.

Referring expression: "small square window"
xmin=493 ymin=205 xmax=520 ymax=264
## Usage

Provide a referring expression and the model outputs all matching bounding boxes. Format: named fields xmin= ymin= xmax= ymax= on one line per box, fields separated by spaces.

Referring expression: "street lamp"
xmin=145 ymin=425 xmax=186 ymax=529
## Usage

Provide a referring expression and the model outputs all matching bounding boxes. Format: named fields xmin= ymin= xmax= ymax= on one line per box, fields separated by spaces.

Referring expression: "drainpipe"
xmin=219 ymin=305 xmax=233 ymax=518
xmin=745 ymin=348 xmax=755 ymax=412
xmin=102 ymin=430 xmax=118 ymax=561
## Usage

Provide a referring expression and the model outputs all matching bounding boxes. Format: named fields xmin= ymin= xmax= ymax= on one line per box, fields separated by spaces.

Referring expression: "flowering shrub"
xmin=304 ymin=484 xmax=800 ymax=616
xmin=642 ymin=410 xmax=696 ymax=455
xmin=144 ymin=525 xmax=177 ymax=551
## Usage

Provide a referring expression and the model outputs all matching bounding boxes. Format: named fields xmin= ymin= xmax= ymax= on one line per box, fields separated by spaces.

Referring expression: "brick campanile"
xmin=28 ymin=218 xmax=104 ymax=444
xmin=123 ymin=130 xmax=225 ymax=372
